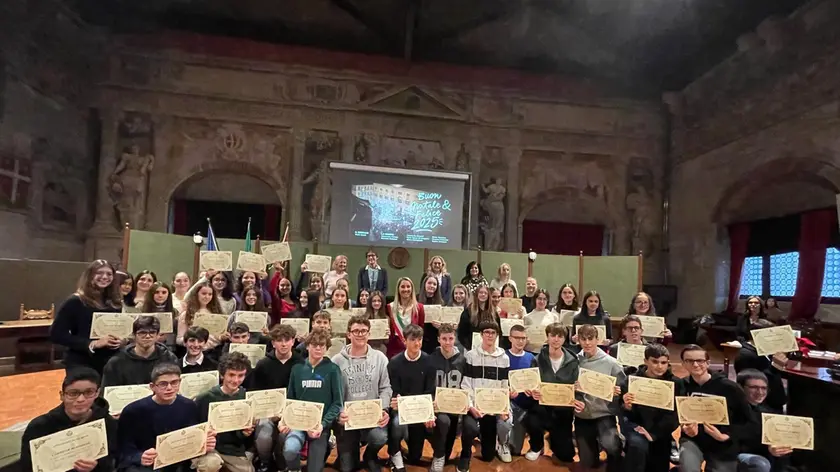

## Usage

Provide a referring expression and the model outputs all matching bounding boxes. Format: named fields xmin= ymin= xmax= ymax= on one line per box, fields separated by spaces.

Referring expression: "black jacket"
xmin=608 ymin=341 xmax=649 ymax=376
xmin=50 ymin=295 xmax=122 ymax=373
xmin=388 ymin=351 xmax=436 ymax=397
xmin=252 ymin=350 xmax=305 ymax=390
xmin=522 ymin=345 xmax=580 ymax=410
xmin=21 ymin=398 xmax=118 ymax=472
xmin=429 ymin=346 xmax=466 ymax=389
xmin=358 ymin=266 xmax=389 ymax=296
xmin=620 ymin=366 xmax=679 ymax=443
xmin=572 ymin=312 xmax=613 ymax=340
xmin=677 ymin=372 xmax=756 ymax=460
xmin=102 ymin=343 xmax=178 ymax=387
xmin=734 ymin=343 xmax=787 ymax=412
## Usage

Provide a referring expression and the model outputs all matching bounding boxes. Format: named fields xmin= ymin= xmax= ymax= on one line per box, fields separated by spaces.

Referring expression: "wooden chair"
xmin=15 ymin=304 xmax=56 ymax=372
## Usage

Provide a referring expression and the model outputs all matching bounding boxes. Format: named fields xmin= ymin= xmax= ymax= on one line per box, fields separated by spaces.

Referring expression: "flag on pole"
xmin=206 ymin=218 xmax=220 ymax=251
xmin=244 ymin=217 xmax=252 ymax=252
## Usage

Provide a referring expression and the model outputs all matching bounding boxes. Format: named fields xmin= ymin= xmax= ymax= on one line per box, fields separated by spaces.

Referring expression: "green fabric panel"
xmin=434 ymin=248 xmax=480 ymax=285
xmin=128 ymin=230 xmax=193 ymax=281
xmin=480 ymin=251 xmax=529 ymax=293
xmin=582 ymin=256 xmax=640 ymax=319
xmin=530 ymin=255 xmax=580 ymax=304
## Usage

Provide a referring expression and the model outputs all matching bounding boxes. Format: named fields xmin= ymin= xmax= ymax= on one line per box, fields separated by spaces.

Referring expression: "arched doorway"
xmin=169 ymin=171 xmax=283 ymax=240
xmin=520 ymin=188 xmax=610 ymax=255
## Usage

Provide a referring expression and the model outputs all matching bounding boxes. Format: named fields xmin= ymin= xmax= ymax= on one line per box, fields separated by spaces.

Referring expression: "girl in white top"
xmin=524 ymin=289 xmax=560 ymax=328
xmin=322 ymin=255 xmax=349 ymax=298
xmin=184 ymin=270 xmax=237 ymax=316
xmin=489 ymin=263 xmax=517 ymax=293
xmin=171 ymin=271 xmax=191 ymax=313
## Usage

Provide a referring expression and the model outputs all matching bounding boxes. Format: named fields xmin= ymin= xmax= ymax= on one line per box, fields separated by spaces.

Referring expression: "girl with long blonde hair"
xmin=385 ymin=277 xmax=426 ymax=357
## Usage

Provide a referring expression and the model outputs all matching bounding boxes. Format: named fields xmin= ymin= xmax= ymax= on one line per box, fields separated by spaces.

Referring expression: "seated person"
xmin=103 ymin=315 xmax=177 ymax=388
xmin=620 ymin=344 xmax=679 ymax=472
xmin=179 ymin=327 xmax=218 ymax=374
xmin=118 ymin=363 xmax=217 ymax=472
xmin=733 ymin=319 xmax=788 ymax=413
xmin=736 ymin=369 xmax=792 ymax=472
xmin=21 ymin=367 xmax=118 ymax=472
xmin=280 ymin=328 xmax=343 ymax=472
xmin=194 ymin=352 xmax=255 ymax=472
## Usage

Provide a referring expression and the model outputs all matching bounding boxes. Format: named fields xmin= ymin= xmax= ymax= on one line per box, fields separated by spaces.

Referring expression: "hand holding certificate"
xmin=577 ymin=368 xmax=618 ymax=402
xmin=232 ymin=311 xmax=269 ymax=332
xmin=435 ymin=388 xmax=469 ymax=415
xmin=344 ymin=400 xmax=383 ymax=431
xmin=200 ymin=251 xmax=233 ymax=271
xmin=280 ymin=318 xmax=310 ymax=337
xmin=508 ymin=368 xmax=541 ymax=393
xmin=208 ymin=400 xmax=254 ymax=433
xmin=247 ymin=388 xmax=286 ymax=419
xmin=260 ymin=242 xmax=292 ymax=264
xmin=369 ymin=318 xmax=389 ymax=340
xmin=538 ymin=383 xmax=576 ymax=407
xmin=192 ymin=314 xmax=230 ymax=338
xmin=282 ymin=400 xmax=324 ymax=431
xmin=29 ymin=418 xmax=109 ymax=472
xmin=154 ymin=422 xmax=209 ymax=469
xmin=676 ymin=396 xmax=730 ymax=425
xmin=761 ymin=413 xmax=814 ymax=450
xmin=636 ymin=315 xmax=666 ymax=337
xmin=616 ymin=343 xmax=647 ymax=367
xmin=751 ymin=325 xmax=799 ymax=356
xmin=304 ymin=254 xmax=331 ymax=273
xmin=326 ymin=310 xmax=352 ymax=332
xmin=474 ymin=388 xmax=510 ymax=415
xmin=90 ymin=313 xmax=135 ymax=339
xmin=439 ymin=307 xmax=462 ymax=325
xmin=627 ymin=376 xmax=675 ymax=411
xmin=500 ymin=318 xmax=524 ymax=336
xmin=424 ymin=305 xmax=442 ymax=323
xmin=397 ymin=394 xmax=435 ymax=425
xmin=237 ymin=251 xmax=266 ymax=274
xmin=229 ymin=343 xmax=266 ymax=368
xmin=103 ymin=385 xmax=152 ymax=415
xmin=179 ymin=372 xmax=219 ymax=399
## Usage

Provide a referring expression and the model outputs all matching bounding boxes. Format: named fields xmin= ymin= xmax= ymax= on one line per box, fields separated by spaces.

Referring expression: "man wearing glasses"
xmin=21 ymin=367 xmax=119 ymax=472
xmin=735 ymin=369 xmax=791 ymax=472
xmin=102 ymin=316 xmax=177 ymax=388
xmin=118 ymin=363 xmax=218 ymax=472
xmin=332 ymin=315 xmax=391 ymax=472
xmin=677 ymin=345 xmax=754 ymax=472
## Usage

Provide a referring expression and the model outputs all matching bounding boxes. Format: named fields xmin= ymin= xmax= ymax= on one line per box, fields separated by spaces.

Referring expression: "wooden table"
xmin=0 ymin=320 xmax=54 ymax=370
xmin=782 ymin=362 xmax=840 ymax=472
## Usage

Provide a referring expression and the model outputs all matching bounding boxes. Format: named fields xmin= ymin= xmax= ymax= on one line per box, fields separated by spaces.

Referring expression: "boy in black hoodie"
xmin=429 ymin=323 xmax=467 ymax=465
xmin=102 ymin=316 xmax=177 ymax=388
xmin=252 ymin=324 xmax=304 ymax=472
xmin=22 ymin=367 xmax=118 ymax=472
xmin=677 ymin=345 xmax=755 ymax=472
xmin=620 ymin=343 xmax=678 ymax=472
xmin=735 ymin=369 xmax=791 ymax=472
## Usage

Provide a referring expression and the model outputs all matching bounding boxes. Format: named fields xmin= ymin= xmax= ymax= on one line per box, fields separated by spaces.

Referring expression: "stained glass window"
xmin=740 ymin=256 xmax=763 ymax=297
xmin=822 ymin=247 xmax=840 ymax=298
xmin=769 ymin=252 xmax=798 ymax=297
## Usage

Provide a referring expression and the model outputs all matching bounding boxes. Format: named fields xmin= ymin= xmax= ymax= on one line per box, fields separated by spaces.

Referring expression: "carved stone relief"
xmin=108 ymin=112 xmax=154 ymax=230
xmin=380 ymin=137 xmax=445 ymax=169
xmin=478 ymin=147 xmax=508 ymax=251
xmin=302 ymin=131 xmax=340 ymax=241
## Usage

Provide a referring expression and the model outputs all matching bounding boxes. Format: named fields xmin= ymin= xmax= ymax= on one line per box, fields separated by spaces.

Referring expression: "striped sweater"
xmin=461 ymin=345 xmax=510 ymax=409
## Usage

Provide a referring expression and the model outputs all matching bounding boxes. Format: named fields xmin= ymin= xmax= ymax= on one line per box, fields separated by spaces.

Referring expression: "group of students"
xmin=34 ymin=255 xmax=798 ymax=472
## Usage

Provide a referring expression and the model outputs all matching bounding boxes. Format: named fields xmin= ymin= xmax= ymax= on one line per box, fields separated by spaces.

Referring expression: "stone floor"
xmin=3 ymin=345 xmax=725 ymax=471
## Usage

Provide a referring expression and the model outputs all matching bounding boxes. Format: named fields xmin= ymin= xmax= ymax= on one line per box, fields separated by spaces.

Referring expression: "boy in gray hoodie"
xmin=332 ymin=316 xmax=392 ymax=472
xmin=576 ymin=324 xmax=626 ymax=472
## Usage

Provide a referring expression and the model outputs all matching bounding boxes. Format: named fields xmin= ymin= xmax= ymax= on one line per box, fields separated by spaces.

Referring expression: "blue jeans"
xmin=282 ymin=429 xmax=329 ymax=472
xmin=737 ymin=454 xmax=772 ymax=472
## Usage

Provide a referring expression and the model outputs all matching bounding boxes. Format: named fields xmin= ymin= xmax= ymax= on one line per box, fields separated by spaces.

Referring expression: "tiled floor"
xmin=3 ymin=346 xmax=724 ymax=471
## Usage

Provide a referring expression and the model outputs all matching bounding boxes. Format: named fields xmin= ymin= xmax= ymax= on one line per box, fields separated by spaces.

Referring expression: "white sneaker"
xmin=497 ymin=443 xmax=512 ymax=463
xmin=390 ymin=451 xmax=405 ymax=472
xmin=525 ymin=449 xmax=542 ymax=461
xmin=429 ymin=456 xmax=445 ymax=472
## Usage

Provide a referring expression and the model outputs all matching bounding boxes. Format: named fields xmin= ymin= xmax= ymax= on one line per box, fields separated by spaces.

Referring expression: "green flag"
xmin=244 ymin=217 xmax=252 ymax=252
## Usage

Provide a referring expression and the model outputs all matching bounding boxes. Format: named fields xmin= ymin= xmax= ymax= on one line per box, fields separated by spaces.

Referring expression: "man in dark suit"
xmin=357 ymin=249 xmax=389 ymax=296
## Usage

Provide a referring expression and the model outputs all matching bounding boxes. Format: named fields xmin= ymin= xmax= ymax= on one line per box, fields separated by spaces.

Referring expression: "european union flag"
xmin=206 ymin=219 xmax=220 ymax=251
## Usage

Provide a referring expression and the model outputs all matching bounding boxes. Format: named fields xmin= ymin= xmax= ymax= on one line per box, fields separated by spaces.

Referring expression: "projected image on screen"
xmin=329 ymin=164 xmax=468 ymax=249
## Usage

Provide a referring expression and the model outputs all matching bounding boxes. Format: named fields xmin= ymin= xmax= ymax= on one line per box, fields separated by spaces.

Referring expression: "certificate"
xmin=192 ymin=314 xmax=230 ymax=337
xmin=574 ymin=325 xmax=607 ymax=341
xmin=439 ymin=307 xmax=463 ymax=325
xmin=508 ymin=368 xmax=541 ymax=392
xmin=29 ymin=418 xmax=108 ymax=472
xmin=233 ymin=311 xmax=269 ymax=332
xmin=539 ymin=383 xmax=576 ymax=407
xmin=557 ymin=310 xmax=576 ymax=327
xmin=134 ymin=313 xmax=174 ymax=334
xmin=208 ymin=400 xmax=254 ymax=433
xmin=675 ymin=396 xmax=730 ymax=425
xmin=261 ymin=242 xmax=292 ymax=263
xmin=246 ymin=388 xmax=286 ymax=419
xmin=280 ymin=318 xmax=310 ymax=336
xmin=500 ymin=318 xmax=524 ymax=336
xmin=423 ymin=305 xmax=443 ymax=323
xmin=761 ymin=413 xmax=814 ymax=450
xmin=397 ymin=394 xmax=435 ymax=425
xmin=103 ymin=385 xmax=152 ymax=415
xmin=153 ymin=422 xmax=209 ymax=469
xmin=282 ymin=400 xmax=324 ymax=431
xmin=474 ymin=388 xmax=510 ymax=415
xmin=435 ymin=388 xmax=469 ymax=415
xmin=616 ymin=343 xmax=647 ymax=367
xmin=369 ymin=318 xmax=389 ymax=340
xmin=578 ymin=368 xmax=617 ymax=402
xmin=304 ymin=254 xmax=332 ymax=273
xmin=627 ymin=376 xmax=675 ymax=411
xmin=637 ymin=315 xmax=666 ymax=337
xmin=90 ymin=313 xmax=135 ymax=339
xmin=327 ymin=337 xmax=346 ymax=358
xmin=326 ymin=309 xmax=352 ymax=332
xmin=228 ymin=343 xmax=266 ymax=368
xmin=179 ymin=371 xmax=219 ymax=399
xmin=751 ymin=325 xmax=799 ymax=356
xmin=200 ymin=251 xmax=232 ymax=271
xmin=350 ymin=307 xmax=367 ymax=317
xmin=525 ymin=325 xmax=547 ymax=352
xmin=344 ymin=400 xmax=383 ymax=431
xmin=471 ymin=332 xmax=499 ymax=350
xmin=237 ymin=251 xmax=266 ymax=273
xmin=499 ymin=297 xmax=522 ymax=314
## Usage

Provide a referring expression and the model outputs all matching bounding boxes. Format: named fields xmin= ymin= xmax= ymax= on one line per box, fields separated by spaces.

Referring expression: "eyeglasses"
xmin=154 ymin=379 xmax=181 ymax=389
xmin=136 ymin=330 xmax=159 ymax=337
xmin=682 ymin=358 xmax=708 ymax=365
xmin=64 ymin=389 xmax=98 ymax=399
xmin=625 ymin=326 xmax=642 ymax=332
xmin=350 ymin=329 xmax=369 ymax=336
xmin=482 ymin=331 xmax=498 ymax=336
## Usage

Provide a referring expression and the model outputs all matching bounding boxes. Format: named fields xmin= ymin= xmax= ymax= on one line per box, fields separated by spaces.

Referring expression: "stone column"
xmin=85 ymin=109 xmax=122 ymax=260
xmin=467 ymin=133 xmax=483 ymax=249
xmin=288 ymin=128 xmax=306 ymax=240
xmin=503 ymin=146 xmax=522 ymax=252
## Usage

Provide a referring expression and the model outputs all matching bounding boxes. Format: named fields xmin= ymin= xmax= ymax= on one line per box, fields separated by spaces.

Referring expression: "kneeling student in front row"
xmin=22 ymin=367 xmax=119 ymax=472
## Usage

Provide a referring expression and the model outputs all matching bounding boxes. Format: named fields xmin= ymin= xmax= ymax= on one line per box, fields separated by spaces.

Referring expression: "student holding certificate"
xmin=418 ymin=275 xmax=445 ymax=353
xmin=177 ymin=282 xmax=226 ymax=352
xmin=429 ymin=323 xmax=467 ymax=463
xmin=22 ymin=368 xmax=118 ymax=472
xmin=117 ymin=363 xmax=217 ymax=472
xmin=575 ymin=324 xmax=625 ymax=472
xmin=456 ymin=286 xmax=500 ymax=351
xmin=51 ymin=260 xmax=124 ymax=374
xmin=460 ymin=321 xmax=513 ymax=466
xmin=608 ymin=315 xmax=648 ymax=375
xmin=519 ymin=323 xmax=581 ymax=462
xmin=571 ymin=292 xmax=613 ymax=346
xmin=194 ymin=352 xmax=255 ymax=472
xmin=280 ymin=329 xmax=343 ymax=472
xmin=619 ymin=343 xmax=679 ymax=472
xmin=102 ymin=316 xmax=177 ymax=388
xmin=735 ymin=369 xmax=792 ymax=472
xmin=332 ymin=316 xmax=391 ymax=472
xmin=733 ymin=319 xmax=789 ymax=413
xmin=677 ymin=345 xmax=755 ymax=472
xmin=140 ymin=282 xmax=181 ymax=349
xmin=505 ymin=324 xmax=536 ymax=456
xmin=179 ymin=328 xmax=219 ymax=374
xmin=626 ymin=292 xmax=672 ymax=343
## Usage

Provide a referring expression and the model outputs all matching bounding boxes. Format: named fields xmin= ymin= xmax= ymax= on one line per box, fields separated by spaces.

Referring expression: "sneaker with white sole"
xmin=429 ymin=456 xmax=445 ymax=472
xmin=525 ymin=449 xmax=542 ymax=461
xmin=390 ymin=451 xmax=406 ymax=472
xmin=497 ymin=443 xmax=512 ymax=463
xmin=456 ymin=456 xmax=470 ymax=472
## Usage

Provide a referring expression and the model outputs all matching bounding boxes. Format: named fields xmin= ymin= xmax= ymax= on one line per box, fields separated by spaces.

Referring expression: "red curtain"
xmin=172 ymin=199 xmax=188 ymax=235
xmin=790 ymin=208 xmax=837 ymax=320
xmin=727 ymin=223 xmax=751 ymax=313
xmin=521 ymin=220 xmax=604 ymax=255
xmin=264 ymin=205 xmax=280 ymax=240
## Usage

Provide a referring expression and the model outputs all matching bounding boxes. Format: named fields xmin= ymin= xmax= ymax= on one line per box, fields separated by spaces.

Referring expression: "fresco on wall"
xmin=381 ymin=137 xmax=445 ymax=169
